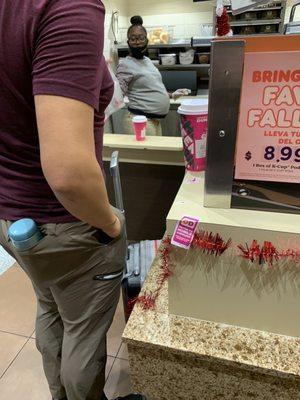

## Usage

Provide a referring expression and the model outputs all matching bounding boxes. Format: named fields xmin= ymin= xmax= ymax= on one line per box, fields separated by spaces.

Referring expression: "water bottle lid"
xmin=8 ymin=219 xmax=39 ymax=242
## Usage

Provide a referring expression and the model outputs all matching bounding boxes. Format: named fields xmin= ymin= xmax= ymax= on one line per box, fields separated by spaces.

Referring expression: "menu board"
xmin=235 ymin=51 xmax=300 ymax=184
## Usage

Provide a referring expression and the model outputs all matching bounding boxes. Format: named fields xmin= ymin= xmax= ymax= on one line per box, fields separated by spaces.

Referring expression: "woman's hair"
xmin=127 ymin=15 xmax=147 ymax=37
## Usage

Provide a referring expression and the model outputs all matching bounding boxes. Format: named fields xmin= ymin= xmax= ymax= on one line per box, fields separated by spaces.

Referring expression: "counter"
xmin=103 ymin=134 xmax=184 ymax=166
xmin=123 ymin=172 xmax=300 ymax=399
xmin=103 ymin=134 xmax=185 ymax=241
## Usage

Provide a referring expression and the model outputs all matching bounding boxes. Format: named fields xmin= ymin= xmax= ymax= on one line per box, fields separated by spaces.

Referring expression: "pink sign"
xmin=235 ymin=52 xmax=300 ymax=184
xmin=171 ymin=215 xmax=199 ymax=250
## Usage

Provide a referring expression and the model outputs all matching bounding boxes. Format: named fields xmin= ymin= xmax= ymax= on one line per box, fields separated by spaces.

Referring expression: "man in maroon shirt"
xmin=0 ymin=1 xmax=144 ymax=400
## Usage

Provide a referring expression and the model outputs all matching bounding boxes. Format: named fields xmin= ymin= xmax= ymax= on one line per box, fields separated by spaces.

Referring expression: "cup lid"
xmin=132 ymin=115 xmax=147 ymax=123
xmin=178 ymin=99 xmax=208 ymax=115
xmin=8 ymin=219 xmax=38 ymax=241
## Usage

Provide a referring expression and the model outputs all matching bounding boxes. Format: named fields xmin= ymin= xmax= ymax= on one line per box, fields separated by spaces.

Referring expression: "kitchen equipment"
xmin=147 ymin=48 xmax=159 ymax=60
xmin=179 ymin=49 xmax=195 ymax=65
xmin=260 ymin=24 xmax=277 ymax=34
xmin=243 ymin=11 xmax=258 ymax=20
xmin=240 ymin=26 xmax=256 ymax=34
xmin=197 ymin=52 xmax=210 ymax=64
xmin=159 ymin=54 xmax=177 ymax=65
xmin=160 ymin=70 xmax=198 ymax=95
xmin=261 ymin=10 xmax=278 ymax=19
xmin=231 ymin=0 xmax=269 ymax=15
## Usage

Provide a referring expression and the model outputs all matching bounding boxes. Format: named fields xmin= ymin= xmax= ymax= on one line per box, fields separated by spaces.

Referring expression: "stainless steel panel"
xmin=204 ymin=40 xmax=245 ymax=209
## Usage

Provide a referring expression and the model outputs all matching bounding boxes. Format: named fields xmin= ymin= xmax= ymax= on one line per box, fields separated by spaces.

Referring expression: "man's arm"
xmin=35 ymin=95 xmax=121 ymax=237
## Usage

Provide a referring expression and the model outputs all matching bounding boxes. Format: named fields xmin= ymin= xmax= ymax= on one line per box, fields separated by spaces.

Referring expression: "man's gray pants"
xmin=0 ymin=212 xmax=126 ymax=400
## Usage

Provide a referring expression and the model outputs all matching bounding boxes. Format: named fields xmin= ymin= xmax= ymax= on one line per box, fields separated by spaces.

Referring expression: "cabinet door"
xmin=161 ymin=110 xmax=181 ymax=137
xmin=111 ymin=108 xmax=127 ymax=134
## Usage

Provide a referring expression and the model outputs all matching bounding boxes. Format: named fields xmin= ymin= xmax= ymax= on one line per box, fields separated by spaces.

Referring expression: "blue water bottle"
xmin=8 ymin=219 xmax=43 ymax=251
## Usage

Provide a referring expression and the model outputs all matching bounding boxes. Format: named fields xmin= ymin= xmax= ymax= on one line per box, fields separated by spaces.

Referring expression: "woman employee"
xmin=116 ymin=16 xmax=189 ymax=136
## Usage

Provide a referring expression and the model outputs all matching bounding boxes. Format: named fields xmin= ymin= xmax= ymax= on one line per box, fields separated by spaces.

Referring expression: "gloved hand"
xmin=171 ymin=88 xmax=191 ymax=100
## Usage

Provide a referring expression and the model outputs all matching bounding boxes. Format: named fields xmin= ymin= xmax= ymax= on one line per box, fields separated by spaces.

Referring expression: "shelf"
xmin=191 ymin=38 xmax=213 ymax=47
xmin=117 ymin=39 xmax=213 ymax=51
xmin=227 ymin=6 xmax=282 ymax=13
xmin=230 ymin=19 xmax=281 ymax=26
xmin=117 ymin=42 xmax=192 ymax=50
xmin=156 ymin=64 xmax=210 ymax=70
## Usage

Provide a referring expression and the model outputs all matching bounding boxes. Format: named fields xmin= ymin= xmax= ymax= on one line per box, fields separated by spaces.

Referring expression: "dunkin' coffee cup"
xmin=132 ymin=115 xmax=147 ymax=141
xmin=178 ymin=99 xmax=208 ymax=171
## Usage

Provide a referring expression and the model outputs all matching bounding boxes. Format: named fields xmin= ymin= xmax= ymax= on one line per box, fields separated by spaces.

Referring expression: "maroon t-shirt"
xmin=0 ymin=0 xmax=114 ymax=223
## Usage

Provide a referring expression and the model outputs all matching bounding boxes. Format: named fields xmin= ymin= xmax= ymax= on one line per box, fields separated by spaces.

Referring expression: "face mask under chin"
xmin=128 ymin=42 xmax=148 ymax=59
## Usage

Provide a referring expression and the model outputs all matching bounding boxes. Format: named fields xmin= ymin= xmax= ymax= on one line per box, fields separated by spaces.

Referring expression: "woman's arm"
xmin=116 ymin=62 xmax=133 ymax=95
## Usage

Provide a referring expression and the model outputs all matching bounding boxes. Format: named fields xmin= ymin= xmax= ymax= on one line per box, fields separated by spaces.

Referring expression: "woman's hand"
xmin=171 ymin=88 xmax=191 ymax=100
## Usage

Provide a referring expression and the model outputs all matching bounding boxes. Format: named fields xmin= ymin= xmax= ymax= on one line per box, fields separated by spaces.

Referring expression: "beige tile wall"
xmin=128 ymin=0 xmax=215 ymax=15
xmin=101 ymin=0 xmax=300 ymax=58
xmin=128 ymin=0 xmax=215 ymax=39
xmin=103 ymin=0 xmax=129 ymax=59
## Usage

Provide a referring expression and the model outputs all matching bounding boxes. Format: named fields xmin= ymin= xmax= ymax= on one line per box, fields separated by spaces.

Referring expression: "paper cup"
xmin=132 ymin=115 xmax=147 ymax=141
xmin=178 ymin=99 xmax=208 ymax=172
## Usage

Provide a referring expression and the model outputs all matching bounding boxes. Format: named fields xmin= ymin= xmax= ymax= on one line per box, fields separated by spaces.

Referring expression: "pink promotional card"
xmin=171 ymin=215 xmax=200 ymax=250
xmin=235 ymin=51 xmax=300 ymax=184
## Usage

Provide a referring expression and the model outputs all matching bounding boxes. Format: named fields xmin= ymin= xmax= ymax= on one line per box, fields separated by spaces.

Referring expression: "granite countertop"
xmin=123 ymin=246 xmax=300 ymax=380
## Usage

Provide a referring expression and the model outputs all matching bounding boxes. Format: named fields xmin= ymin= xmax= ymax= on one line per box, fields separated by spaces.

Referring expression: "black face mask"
xmin=128 ymin=41 xmax=148 ymax=59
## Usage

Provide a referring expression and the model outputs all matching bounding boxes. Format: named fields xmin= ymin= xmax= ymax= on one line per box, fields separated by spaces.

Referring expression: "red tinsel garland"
xmin=132 ymin=235 xmax=299 ymax=312
xmin=134 ymin=232 xmax=231 ymax=310
xmin=133 ymin=237 xmax=173 ymax=311
xmin=280 ymin=249 xmax=300 ymax=262
xmin=216 ymin=7 xmax=231 ymax=37
xmin=193 ymin=231 xmax=232 ymax=256
xmin=237 ymin=240 xmax=300 ymax=267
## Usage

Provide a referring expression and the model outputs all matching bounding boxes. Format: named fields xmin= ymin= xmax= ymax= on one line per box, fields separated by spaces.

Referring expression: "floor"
xmin=0 ymin=263 xmax=132 ymax=400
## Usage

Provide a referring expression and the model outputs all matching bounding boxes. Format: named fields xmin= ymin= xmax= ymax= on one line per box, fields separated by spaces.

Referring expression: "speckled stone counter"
xmin=123 ymin=254 xmax=300 ymax=400
xmin=123 ymin=171 xmax=300 ymax=399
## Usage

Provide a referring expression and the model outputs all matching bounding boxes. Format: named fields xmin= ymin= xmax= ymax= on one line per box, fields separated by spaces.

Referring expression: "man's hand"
xmin=103 ymin=216 xmax=122 ymax=238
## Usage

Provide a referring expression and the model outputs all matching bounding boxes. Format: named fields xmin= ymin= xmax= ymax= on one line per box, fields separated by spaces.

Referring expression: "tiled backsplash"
xmin=142 ymin=12 xmax=213 ymax=40
xmin=102 ymin=0 xmax=300 ymax=60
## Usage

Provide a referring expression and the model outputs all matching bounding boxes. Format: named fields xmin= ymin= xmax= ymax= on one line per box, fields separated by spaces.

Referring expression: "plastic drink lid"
xmin=132 ymin=115 xmax=147 ymax=123
xmin=8 ymin=219 xmax=38 ymax=241
xmin=178 ymin=99 xmax=208 ymax=115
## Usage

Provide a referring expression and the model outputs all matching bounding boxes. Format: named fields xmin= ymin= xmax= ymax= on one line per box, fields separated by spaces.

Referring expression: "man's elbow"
xmin=42 ymin=162 xmax=79 ymax=196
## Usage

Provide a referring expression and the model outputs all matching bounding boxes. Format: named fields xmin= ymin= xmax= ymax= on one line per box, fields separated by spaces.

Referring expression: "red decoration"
xmin=134 ymin=293 xmax=157 ymax=311
xmin=280 ymin=249 xmax=300 ymax=262
xmin=237 ymin=240 xmax=300 ymax=267
xmin=134 ymin=233 xmax=231 ymax=311
xmin=193 ymin=231 xmax=232 ymax=256
xmin=216 ymin=6 xmax=231 ymax=37
xmin=132 ymin=235 xmax=299 ymax=313
xmin=134 ymin=237 xmax=173 ymax=311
